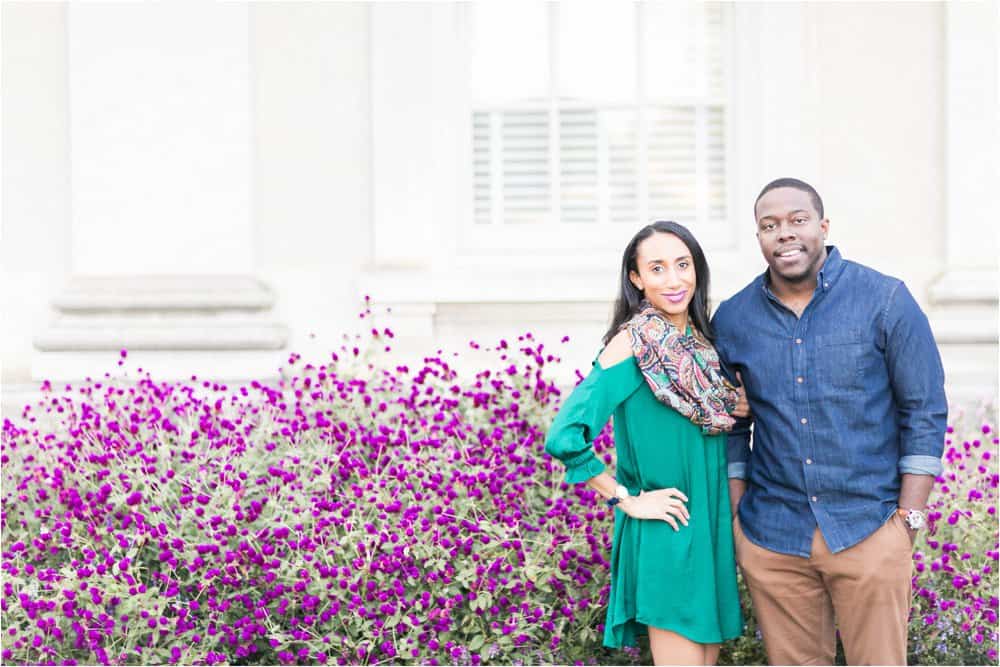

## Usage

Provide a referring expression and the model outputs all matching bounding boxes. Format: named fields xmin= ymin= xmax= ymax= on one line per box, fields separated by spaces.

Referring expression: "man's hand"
xmin=730 ymin=371 xmax=751 ymax=419
xmin=899 ymin=473 xmax=934 ymax=548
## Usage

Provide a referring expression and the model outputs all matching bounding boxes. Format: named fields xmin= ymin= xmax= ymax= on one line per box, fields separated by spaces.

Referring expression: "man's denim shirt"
xmin=712 ymin=247 xmax=947 ymax=557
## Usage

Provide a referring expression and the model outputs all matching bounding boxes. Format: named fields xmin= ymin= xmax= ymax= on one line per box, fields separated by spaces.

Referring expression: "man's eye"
xmin=794 ymin=218 xmax=807 ymax=224
xmin=651 ymin=266 xmax=663 ymax=273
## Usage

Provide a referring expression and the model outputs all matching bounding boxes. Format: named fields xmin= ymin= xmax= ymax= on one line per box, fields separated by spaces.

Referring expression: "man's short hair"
xmin=754 ymin=178 xmax=824 ymax=219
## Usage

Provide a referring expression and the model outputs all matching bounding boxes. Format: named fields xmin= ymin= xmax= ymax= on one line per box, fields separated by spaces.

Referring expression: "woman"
xmin=544 ymin=221 xmax=747 ymax=665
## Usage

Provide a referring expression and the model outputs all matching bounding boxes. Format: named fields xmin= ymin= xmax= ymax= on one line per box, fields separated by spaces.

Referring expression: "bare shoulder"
xmin=597 ymin=330 xmax=634 ymax=369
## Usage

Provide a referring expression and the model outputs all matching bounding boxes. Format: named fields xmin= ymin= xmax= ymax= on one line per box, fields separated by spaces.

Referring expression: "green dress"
xmin=544 ymin=354 xmax=743 ymax=648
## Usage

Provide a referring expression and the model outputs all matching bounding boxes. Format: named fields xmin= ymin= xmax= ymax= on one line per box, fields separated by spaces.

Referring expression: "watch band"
xmin=607 ymin=484 xmax=630 ymax=508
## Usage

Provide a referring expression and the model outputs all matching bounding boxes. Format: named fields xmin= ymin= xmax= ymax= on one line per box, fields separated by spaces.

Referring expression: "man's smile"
xmin=774 ymin=246 xmax=806 ymax=259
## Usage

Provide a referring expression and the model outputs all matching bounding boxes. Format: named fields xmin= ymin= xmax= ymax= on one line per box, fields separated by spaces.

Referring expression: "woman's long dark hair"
xmin=602 ymin=221 xmax=716 ymax=344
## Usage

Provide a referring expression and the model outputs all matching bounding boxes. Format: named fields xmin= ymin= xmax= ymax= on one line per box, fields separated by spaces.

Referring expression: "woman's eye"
xmin=678 ymin=262 xmax=690 ymax=269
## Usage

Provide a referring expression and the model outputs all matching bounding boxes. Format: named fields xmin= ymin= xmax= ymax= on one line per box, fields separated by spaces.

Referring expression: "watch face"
xmin=907 ymin=510 xmax=926 ymax=530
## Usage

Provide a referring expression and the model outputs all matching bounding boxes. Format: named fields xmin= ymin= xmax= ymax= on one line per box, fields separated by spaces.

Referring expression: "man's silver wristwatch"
xmin=897 ymin=507 xmax=926 ymax=531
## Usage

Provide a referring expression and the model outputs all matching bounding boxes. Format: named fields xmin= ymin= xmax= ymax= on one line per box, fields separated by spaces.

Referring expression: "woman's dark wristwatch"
xmin=606 ymin=484 xmax=630 ymax=508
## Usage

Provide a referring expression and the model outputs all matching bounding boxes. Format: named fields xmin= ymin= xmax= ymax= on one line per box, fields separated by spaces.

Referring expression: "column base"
xmin=927 ymin=268 xmax=998 ymax=400
xmin=31 ymin=276 xmax=288 ymax=382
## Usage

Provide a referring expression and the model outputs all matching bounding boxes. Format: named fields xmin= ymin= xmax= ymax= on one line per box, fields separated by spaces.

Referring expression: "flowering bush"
xmin=1 ymin=306 xmax=997 ymax=665
xmin=906 ymin=411 xmax=999 ymax=665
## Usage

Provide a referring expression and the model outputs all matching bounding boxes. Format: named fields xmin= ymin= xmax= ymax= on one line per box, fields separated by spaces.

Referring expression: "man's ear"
xmin=821 ymin=218 xmax=830 ymax=240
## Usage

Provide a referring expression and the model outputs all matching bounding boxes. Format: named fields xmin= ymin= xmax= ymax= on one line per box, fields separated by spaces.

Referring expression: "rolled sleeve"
xmin=563 ymin=451 xmax=606 ymax=484
xmin=899 ymin=454 xmax=943 ymax=477
xmin=727 ymin=418 xmax=751 ymax=480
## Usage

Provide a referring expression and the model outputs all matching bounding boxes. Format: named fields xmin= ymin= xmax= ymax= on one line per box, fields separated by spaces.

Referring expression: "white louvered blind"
xmin=468 ymin=2 xmax=729 ymax=243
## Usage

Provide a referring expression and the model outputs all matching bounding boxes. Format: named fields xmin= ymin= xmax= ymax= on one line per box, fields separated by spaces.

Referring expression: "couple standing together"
xmin=545 ymin=178 xmax=947 ymax=666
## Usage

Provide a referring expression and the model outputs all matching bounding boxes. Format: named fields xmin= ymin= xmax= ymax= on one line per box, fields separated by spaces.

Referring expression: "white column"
xmin=926 ymin=1 xmax=998 ymax=399
xmin=367 ymin=3 xmax=467 ymax=336
xmin=32 ymin=3 xmax=287 ymax=382
xmin=932 ymin=1 xmax=999 ymax=299
xmin=67 ymin=2 xmax=253 ymax=275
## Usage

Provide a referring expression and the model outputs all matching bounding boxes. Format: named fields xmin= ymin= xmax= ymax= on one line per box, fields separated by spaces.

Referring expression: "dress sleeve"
xmin=544 ymin=359 xmax=644 ymax=484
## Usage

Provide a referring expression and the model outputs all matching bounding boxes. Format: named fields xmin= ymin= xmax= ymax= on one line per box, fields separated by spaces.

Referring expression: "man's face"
xmin=754 ymin=187 xmax=829 ymax=285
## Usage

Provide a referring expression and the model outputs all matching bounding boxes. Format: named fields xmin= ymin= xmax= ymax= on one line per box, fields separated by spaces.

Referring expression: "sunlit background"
xmin=2 ymin=1 xmax=997 ymax=411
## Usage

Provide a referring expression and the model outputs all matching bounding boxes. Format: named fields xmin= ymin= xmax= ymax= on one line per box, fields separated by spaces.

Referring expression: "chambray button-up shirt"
xmin=712 ymin=247 xmax=947 ymax=557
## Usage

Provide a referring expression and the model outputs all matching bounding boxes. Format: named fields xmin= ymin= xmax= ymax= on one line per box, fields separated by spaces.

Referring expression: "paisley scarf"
xmin=624 ymin=300 xmax=739 ymax=435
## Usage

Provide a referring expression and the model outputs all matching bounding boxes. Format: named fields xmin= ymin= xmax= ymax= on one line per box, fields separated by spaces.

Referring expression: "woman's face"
xmin=629 ymin=232 xmax=696 ymax=328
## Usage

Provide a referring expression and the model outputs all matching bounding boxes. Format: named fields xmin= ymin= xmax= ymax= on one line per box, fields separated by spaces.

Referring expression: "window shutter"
xmin=501 ymin=110 xmax=549 ymax=225
xmin=472 ymin=112 xmax=492 ymax=225
xmin=559 ymin=109 xmax=599 ymax=224
xmin=706 ymin=106 xmax=727 ymax=222
xmin=606 ymin=110 xmax=639 ymax=225
xmin=646 ymin=106 xmax=698 ymax=224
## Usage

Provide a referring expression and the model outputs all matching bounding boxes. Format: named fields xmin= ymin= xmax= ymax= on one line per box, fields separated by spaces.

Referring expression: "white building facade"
xmin=3 ymin=2 xmax=997 ymax=406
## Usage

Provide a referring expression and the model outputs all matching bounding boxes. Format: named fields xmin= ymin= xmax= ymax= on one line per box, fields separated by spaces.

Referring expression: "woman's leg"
xmin=704 ymin=643 xmax=720 ymax=665
xmin=647 ymin=626 xmax=704 ymax=666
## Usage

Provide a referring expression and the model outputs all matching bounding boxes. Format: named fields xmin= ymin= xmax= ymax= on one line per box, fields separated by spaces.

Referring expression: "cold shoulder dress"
xmin=544 ymin=354 xmax=743 ymax=648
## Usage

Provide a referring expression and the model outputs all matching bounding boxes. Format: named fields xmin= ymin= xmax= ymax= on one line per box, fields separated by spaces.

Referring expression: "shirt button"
xmin=811 ymin=495 xmax=818 ymax=502
xmin=806 ymin=458 xmax=813 ymax=464
xmin=800 ymin=417 xmax=808 ymax=424
xmin=796 ymin=376 xmax=804 ymax=384
xmin=795 ymin=338 xmax=803 ymax=344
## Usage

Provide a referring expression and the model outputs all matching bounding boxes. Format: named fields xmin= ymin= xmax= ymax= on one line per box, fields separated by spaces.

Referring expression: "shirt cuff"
xmin=728 ymin=462 xmax=748 ymax=480
xmin=564 ymin=453 xmax=605 ymax=484
xmin=898 ymin=454 xmax=943 ymax=476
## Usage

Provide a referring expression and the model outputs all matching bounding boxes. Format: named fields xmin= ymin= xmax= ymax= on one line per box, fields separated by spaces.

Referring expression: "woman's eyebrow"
xmin=646 ymin=255 xmax=691 ymax=265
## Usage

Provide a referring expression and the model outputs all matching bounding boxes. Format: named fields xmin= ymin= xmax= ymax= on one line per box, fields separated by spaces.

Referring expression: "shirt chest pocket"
xmin=813 ymin=331 xmax=865 ymax=393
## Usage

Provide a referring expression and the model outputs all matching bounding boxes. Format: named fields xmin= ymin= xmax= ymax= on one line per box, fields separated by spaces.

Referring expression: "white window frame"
xmin=459 ymin=2 xmax=736 ymax=254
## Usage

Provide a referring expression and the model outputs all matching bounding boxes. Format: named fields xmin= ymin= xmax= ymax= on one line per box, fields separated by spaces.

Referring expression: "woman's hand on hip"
xmin=621 ymin=488 xmax=689 ymax=530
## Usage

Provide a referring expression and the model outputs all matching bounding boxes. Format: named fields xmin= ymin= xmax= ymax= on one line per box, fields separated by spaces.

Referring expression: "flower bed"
xmin=1 ymin=311 xmax=997 ymax=665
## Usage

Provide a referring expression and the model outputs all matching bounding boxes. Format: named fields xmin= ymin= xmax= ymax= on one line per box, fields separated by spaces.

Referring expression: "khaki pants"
xmin=734 ymin=514 xmax=913 ymax=666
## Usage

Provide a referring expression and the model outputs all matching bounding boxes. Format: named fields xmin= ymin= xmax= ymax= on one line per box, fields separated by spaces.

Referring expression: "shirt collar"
xmin=761 ymin=245 xmax=843 ymax=295
xmin=816 ymin=245 xmax=843 ymax=291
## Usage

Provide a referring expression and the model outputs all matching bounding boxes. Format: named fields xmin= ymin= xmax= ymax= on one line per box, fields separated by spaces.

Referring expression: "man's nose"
xmin=776 ymin=221 xmax=797 ymax=242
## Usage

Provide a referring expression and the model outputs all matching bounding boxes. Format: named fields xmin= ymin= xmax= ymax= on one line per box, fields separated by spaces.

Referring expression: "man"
xmin=711 ymin=178 xmax=946 ymax=665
